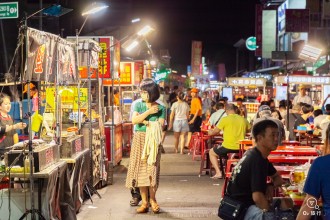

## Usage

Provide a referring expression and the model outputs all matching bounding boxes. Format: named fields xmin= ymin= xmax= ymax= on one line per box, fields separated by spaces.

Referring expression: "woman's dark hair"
xmin=0 ymin=93 xmax=10 ymax=105
xmin=177 ymin=91 xmax=185 ymax=101
xmin=260 ymin=101 xmax=269 ymax=106
xmin=252 ymin=120 xmax=278 ymax=141
xmin=140 ymin=78 xmax=160 ymax=102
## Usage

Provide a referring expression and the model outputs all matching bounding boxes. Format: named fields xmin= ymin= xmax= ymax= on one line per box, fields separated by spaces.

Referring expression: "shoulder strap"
xmin=215 ymin=111 xmax=226 ymax=126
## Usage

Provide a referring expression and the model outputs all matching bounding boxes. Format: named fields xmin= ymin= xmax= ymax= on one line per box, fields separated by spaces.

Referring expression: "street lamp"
xmin=299 ymin=44 xmax=322 ymax=63
xmin=78 ymin=2 xmax=109 ymax=35
xmin=75 ymin=2 xmax=109 ymax=129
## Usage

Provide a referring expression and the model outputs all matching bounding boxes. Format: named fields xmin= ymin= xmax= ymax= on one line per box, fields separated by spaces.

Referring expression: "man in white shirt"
xmin=292 ymin=85 xmax=312 ymax=106
xmin=208 ymin=103 xmax=226 ymax=127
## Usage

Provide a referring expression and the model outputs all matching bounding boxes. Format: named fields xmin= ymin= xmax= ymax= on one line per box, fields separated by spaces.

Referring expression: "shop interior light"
xmin=299 ymin=44 xmax=322 ymax=62
xmin=82 ymin=3 xmax=109 ymax=16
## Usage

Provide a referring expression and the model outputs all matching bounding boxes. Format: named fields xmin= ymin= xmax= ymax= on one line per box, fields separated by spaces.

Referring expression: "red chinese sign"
xmin=99 ymin=37 xmax=111 ymax=78
xmin=191 ymin=41 xmax=202 ymax=75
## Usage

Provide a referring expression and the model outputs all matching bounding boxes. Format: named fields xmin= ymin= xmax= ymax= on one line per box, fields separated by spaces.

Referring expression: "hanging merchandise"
xmin=23 ymin=27 xmax=77 ymax=83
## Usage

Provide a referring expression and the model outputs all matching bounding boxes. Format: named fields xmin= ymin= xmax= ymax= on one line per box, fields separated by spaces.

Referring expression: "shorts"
xmin=173 ymin=119 xmax=189 ymax=133
xmin=188 ymin=115 xmax=202 ymax=133
xmin=213 ymin=145 xmax=239 ymax=157
xmin=244 ymin=198 xmax=282 ymax=220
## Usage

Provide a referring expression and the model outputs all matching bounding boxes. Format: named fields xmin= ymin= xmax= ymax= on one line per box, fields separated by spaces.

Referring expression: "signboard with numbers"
xmin=0 ymin=2 xmax=18 ymax=19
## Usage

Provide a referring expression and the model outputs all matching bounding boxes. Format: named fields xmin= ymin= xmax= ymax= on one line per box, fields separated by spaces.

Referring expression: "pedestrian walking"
xmin=125 ymin=78 xmax=166 ymax=214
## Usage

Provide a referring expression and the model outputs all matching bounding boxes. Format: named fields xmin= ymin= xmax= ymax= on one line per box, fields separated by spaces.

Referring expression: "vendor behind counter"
xmin=0 ymin=93 xmax=27 ymax=156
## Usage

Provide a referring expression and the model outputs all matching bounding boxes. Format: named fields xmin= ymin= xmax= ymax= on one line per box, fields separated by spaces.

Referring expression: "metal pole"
xmin=0 ymin=21 xmax=8 ymax=72
xmin=111 ymin=68 xmax=115 ymax=163
xmin=285 ymin=52 xmax=290 ymax=129
xmin=236 ymin=48 xmax=239 ymax=76
xmin=39 ymin=0 xmax=43 ymax=30
xmin=76 ymin=29 xmax=81 ymax=130
xmin=87 ymin=44 xmax=93 ymax=185
xmin=25 ymin=20 xmax=36 ymax=220
xmin=55 ymin=43 xmax=61 ymax=144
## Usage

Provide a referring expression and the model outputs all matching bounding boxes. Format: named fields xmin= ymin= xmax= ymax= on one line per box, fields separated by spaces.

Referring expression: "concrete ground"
xmin=77 ymin=131 xmax=224 ymax=220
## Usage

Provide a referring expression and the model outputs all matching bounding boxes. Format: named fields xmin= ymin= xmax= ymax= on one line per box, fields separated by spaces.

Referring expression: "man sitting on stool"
xmin=208 ymin=104 xmax=250 ymax=179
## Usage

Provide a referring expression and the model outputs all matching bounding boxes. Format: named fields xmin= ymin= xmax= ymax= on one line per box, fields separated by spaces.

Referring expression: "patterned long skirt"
xmin=125 ymin=131 xmax=161 ymax=189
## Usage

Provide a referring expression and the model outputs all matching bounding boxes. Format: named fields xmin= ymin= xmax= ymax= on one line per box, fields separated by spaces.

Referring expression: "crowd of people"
xmin=126 ymin=81 xmax=330 ymax=219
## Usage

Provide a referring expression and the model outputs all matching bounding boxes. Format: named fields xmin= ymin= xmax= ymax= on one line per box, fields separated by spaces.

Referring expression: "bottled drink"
xmin=24 ymin=156 xmax=30 ymax=173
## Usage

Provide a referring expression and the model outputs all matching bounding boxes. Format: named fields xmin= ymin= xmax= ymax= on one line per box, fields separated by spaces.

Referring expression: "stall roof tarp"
xmin=274 ymin=75 xmax=330 ymax=85
xmin=316 ymin=60 xmax=330 ymax=74
xmin=227 ymin=77 xmax=266 ymax=87
xmin=24 ymin=27 xmax=77 ymax=83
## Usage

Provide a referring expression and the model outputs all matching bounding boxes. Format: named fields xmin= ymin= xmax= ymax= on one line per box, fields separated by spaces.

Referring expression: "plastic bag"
xmin=114 ymin=109 xmax=122 ymax=124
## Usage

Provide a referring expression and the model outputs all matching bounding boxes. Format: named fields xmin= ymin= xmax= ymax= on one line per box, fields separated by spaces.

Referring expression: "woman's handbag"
xmin=218 ymin=195 xmax=247 ymax=220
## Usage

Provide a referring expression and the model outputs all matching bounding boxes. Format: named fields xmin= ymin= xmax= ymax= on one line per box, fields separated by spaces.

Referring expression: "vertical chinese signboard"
xmin=255 ymin=4 xmax=263 ymax=57
xmin=134 ymin=61 xmax=144 ymax=85
xmin=99 ymin=37 xmax=111 ymax=78
xmin=191 ymin=41 xmax=202 ymax=75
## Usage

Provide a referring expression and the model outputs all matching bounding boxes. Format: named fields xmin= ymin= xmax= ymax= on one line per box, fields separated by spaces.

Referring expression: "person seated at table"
xmin=313 ymin=109 xmax=326 ymax=130
xmin=236 ymin=98 xmax=247 ymax=118
xmin=223 ymin=119 xmax=293 ymax=220
xmin=296 ymin=123 xmax=330 ymax=219
xmin=293 ymin=104 xmax=314 ymax=129
xmin=208 ymin=104 xmax=250 ymax=179
xmin=208 ymin=103 xmax=226 ymax=128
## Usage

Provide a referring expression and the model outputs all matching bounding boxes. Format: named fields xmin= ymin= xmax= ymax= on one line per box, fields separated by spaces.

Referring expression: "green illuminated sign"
xmin=0 ymin=2 xmax=18 ymax=19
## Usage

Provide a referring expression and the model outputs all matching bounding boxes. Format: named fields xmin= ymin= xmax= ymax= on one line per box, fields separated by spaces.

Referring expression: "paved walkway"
xmin=77 ymin=132 xmax=224 ymax=220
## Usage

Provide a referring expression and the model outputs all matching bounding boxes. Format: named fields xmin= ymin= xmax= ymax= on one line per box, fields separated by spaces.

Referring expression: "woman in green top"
xmin=126 ymin=78 xmax=165 ymax=214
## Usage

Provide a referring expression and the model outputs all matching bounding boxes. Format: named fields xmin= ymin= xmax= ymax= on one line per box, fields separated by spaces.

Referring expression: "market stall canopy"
xmin=227 ymin=77 xmax=266 ymax=87
xmin=274 ymin=75 xmax=330 ymax=85
xmin=315 ymin=60 xmax=330 ymax=74
xmin=23 ymin=27 xmax=77 ymax=84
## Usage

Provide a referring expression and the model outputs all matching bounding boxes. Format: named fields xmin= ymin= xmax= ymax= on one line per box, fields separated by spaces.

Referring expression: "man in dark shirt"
xmin=226 ymin=119 xmax=292 ymax=219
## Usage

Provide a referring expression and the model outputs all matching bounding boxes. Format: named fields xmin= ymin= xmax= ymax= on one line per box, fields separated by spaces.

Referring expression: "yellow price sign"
xmin=46 ymin=87 xmax=88 ymax=110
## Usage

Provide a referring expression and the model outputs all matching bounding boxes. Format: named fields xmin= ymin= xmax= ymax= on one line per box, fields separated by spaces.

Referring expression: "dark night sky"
xmin=0 ymin=0 xmax=260 ymax=76
xmin=126 ymin=0 xmax=260 ymax=74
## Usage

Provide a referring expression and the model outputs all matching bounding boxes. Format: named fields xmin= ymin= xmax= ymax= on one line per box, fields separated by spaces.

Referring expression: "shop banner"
xmin=255 ymin=4 xmax=263 ymax=57
xmin=25 ymin=27 xmax=77 ymax=83
xmin=275 ymin=76 xmax=330 ymax=85
xmin=285 ymin=9 xmax=310 ymax=32
xmin=134 ymin=61 xmax=144 ymax=85
xmin=191 ymin=41 xmax=202 ymax=75
xmin=45 ymin=86 xmax=88 ymax=110
xmin=262 ymin=10 xmax=276 ymax=59
xmin=228 ymin=77 xmax=266 ymax=87
xmin=99 ymin=37 xmax=111 ymax=78
xmin=103 ymin=62 xmax=134 ymax=86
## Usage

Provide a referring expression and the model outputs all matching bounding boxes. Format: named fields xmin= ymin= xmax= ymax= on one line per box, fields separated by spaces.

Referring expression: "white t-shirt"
xmin=170 ymin=101 xmax=190 ymax=120
xmin=293 ymin=94 xmax=312 ymax=105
